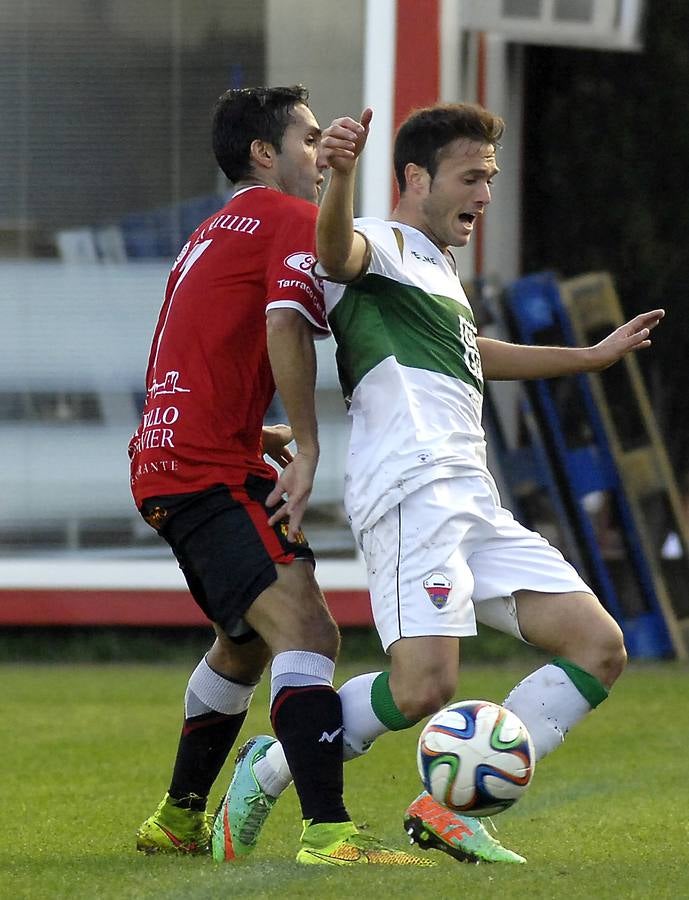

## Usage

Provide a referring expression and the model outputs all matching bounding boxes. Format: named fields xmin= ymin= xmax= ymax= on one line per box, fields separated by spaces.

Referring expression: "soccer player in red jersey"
xmin=131 ymin=86 xmax=429 ymax=866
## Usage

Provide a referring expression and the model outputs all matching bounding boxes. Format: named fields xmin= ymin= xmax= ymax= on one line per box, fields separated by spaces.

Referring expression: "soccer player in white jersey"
xmin=226 ymin=101 xmax=664 ymax=864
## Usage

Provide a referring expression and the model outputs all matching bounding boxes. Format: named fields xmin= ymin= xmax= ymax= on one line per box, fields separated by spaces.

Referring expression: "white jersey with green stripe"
xmin=324 ymin=218 xmax=490 ymax=537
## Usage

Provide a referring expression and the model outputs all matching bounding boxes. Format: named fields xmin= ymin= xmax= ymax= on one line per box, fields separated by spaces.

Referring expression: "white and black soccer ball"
xmin=417 ymin=700 xmax=535 ymax=817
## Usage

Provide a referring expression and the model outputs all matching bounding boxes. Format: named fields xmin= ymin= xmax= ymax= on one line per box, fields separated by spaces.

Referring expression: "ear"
xmin=249 ymin=138 xmax=275 ymax=171
xmin=403 ymin=163 xmax=431 ymax=196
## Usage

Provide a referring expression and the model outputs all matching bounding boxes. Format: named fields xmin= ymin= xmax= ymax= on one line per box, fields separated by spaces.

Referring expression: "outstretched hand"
xmin=587 ymin=309 xmax=665 ymax=371
xmin=319 ymin=108 xmax=373 ymax=175
xmin=266 ymin=451 xmax=318 ymax=542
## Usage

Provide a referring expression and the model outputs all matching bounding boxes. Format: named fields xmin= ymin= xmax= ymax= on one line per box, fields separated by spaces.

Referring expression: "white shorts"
xmin=361 ymin=475 xmax=593 ymax=652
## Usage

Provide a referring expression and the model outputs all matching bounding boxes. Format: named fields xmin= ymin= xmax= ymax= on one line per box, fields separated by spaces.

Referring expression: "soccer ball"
xmin=417 ymin=700 xmax=535 ymax=817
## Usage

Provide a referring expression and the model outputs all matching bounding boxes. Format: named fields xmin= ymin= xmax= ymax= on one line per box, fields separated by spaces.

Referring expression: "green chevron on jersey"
xmin=328 ymin=273 xmax=483 ymax=399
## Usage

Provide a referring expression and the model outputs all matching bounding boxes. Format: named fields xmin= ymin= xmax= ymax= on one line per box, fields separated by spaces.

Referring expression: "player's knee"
xmin=579 ymin=608 xmax=627 ymax=687
xmin=311 ymin=613 xmax=341 ymax=659
xmin=294 ymin=604 xmax=340 ymax=659
xmin=598 ymin=620 xmax=627 ymax=686
xmin=567 ymin=614 xmax=627 ymax=689
xmin=251 ymin=567 xmax=341 ymax=658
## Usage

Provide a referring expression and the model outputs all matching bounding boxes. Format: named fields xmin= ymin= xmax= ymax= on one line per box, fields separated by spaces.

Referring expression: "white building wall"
xmin=265 ymin=0 xmax=365 ymax=132
xmin=481 ymin=36 xmax=524 ymax=285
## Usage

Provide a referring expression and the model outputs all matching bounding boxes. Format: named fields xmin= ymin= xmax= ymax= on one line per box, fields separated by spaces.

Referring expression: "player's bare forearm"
xmin=317 ymin=169 xmax=359 ymax=278
xmin=316 ymin=109 xmax=372 ymax=282
xmin=477 ymin=337 xmax=591 ymax=380
xmin=478 ymin=308 xmax=664 ymax=380
xmin=266 ymin=310 xmax=319 ymax=458
xmin=265 ymin=309 xmax=319 ymax=538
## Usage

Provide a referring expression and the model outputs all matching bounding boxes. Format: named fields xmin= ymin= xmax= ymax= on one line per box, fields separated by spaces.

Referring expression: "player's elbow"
xmin=317 ymin=228 xmax=368 ymax=283
xmin=316 ymin=245 xmax=350 ymax=282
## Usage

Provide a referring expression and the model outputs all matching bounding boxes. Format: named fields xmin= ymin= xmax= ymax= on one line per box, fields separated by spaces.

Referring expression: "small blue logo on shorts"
xmin=423 ymin=572 xmax=452 ymax=609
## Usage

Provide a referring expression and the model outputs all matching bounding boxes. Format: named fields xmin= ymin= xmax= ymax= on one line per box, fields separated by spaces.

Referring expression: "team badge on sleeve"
xmin=284 ymin=252 xmax=322 ymax=289
xmin=423 ymin=573 xmax=452 ymax=609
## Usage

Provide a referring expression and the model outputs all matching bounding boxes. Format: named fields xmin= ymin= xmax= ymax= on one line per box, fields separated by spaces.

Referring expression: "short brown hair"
xmin=212 ymin=85 xmax=310 ymax=183
xmin=394 ymin=103 xmax=504 ymax=192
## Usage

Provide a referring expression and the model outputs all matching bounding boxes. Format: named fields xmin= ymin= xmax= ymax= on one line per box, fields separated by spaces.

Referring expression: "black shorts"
xmin=139 ymin=477 xmax=315 ymax=641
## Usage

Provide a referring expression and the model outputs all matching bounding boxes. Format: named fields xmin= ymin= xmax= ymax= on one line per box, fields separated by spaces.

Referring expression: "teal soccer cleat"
xmin=212 ymin=735 xmax=279 ymax=861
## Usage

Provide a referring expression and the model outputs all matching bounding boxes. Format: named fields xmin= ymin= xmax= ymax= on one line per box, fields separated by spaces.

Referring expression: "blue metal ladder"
xmin=504 ymin=272 xmax=687 ymax=659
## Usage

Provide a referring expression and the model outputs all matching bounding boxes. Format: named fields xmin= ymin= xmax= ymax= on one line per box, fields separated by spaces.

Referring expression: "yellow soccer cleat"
xmin=136 ymin=793 xmax=211 ymax=855
xmin=297 ymin=820 xmax=435 ymax=866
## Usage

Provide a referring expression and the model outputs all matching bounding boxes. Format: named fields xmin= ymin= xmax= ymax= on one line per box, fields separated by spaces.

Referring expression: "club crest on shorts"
xmin=423 ymin=572 xmax=452 ymax=609
xmin=279 ymin=522 xmax=307 ymax=545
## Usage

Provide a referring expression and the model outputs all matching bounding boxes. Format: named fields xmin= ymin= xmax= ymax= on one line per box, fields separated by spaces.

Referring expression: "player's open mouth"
xmin=458 ymin=213 xmax=476 ymax=228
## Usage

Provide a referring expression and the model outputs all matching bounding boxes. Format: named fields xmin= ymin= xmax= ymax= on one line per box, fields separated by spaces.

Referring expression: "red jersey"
xmin=129 ymin=185 xmax=328 ymax=506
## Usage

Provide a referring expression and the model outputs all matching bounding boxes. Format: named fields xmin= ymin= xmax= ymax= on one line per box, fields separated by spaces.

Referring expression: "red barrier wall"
xmin=0 ymin=588 xmax=373 ymax=627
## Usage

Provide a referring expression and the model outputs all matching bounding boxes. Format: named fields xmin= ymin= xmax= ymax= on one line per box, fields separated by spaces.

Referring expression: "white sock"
xmin=253 ymin=670 xmax=389 ymax=795
xmin=269 ymin=650 xmax=335 ymax=704
xmin=185 ymin=656 xmax=256 ymax=717
xmin=338 ymin=671 xmax=389 ymax=760
xmin=253 ymin=740 xmax=293 ymax=798
xmin=503 ymin=663 xmax=593 ymax=761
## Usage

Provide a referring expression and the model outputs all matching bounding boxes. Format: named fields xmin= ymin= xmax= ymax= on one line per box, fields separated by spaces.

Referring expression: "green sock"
xmin=552 ymin=657 xmax=609 ymax=708
xmin=370 ymin=672 xmax=416 ymax=731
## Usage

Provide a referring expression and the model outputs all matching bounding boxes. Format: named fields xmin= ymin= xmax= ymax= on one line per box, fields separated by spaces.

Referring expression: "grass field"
xmin=3 ymin=658 xmax=688 ymax=899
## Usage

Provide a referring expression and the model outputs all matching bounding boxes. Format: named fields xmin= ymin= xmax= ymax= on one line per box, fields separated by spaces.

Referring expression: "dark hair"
xmin=393 ymin=103 xmax=505 ymax=193
xmin=212 ymin=85 xmax=310 ymax=183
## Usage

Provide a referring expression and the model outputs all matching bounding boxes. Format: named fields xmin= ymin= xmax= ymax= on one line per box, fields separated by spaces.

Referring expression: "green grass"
xmin=3 ymin=660 xmax=688 ymax=899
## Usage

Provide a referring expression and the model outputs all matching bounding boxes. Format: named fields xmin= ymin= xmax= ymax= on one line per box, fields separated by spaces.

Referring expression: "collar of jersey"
xmin=231 ymin=184 xmax=270 ymax=199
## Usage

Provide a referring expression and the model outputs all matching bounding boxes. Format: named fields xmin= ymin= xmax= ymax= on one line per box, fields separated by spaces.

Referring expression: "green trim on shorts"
xmin=370 ymin=671 xmax=415 ymax=731
xmin=552 ymin=657 xmax=609 ymax=708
